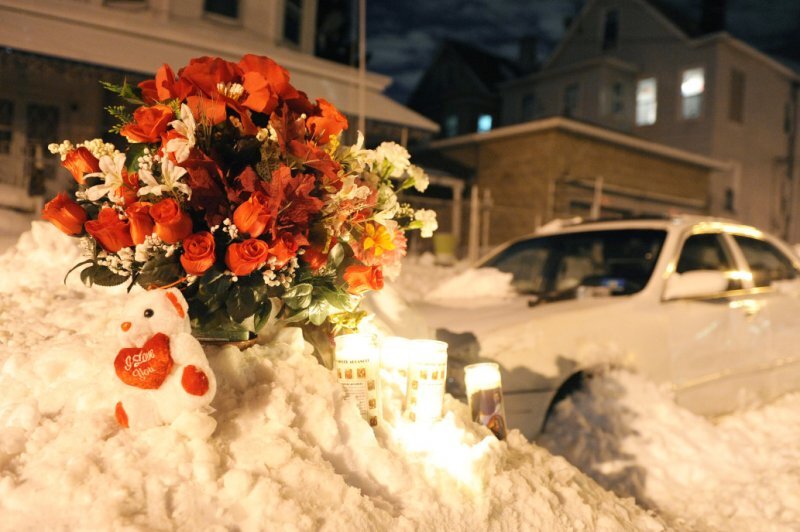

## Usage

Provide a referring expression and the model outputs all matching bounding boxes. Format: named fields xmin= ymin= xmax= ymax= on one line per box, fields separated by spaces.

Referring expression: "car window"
xmin=733 ymin=235 xmax=798 ymax=287
xmin=484 ymin=229 xmax=666 ymax=297
xmin=676 ymin=233 xmax=740 ymax=291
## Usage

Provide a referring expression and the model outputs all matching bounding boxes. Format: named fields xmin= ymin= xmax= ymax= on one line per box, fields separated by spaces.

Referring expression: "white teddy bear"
xmin=113 ymin=287 xmax=217 ymax=436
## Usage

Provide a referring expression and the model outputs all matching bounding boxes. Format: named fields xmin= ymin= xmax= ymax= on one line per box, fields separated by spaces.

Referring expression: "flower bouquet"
xmin=43 ymin=54 xmax=437 ymax=356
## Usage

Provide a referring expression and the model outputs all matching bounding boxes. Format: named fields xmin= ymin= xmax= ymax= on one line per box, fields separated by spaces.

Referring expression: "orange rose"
xmin=237 ymin=54 xmax=296 ymax=114
xmin=302 ymin=246 xmax=328 ymax=271
xmin=62 ymin=147 xmax=100 ymax=184
xmin=120 ymin=105 xmax=174 ymax=143
xmin=180 ymin=232 xmax=216 ymax=275
xmin=117 ymin=170 xmax=140 ymax=206
xmin=307 ymin=99 xmax=348 ymax=144
xmin=343 ymin=264 xmax=383 ymax=295
xmin=186 ymin=95 xmax=227 ymax=125
xmin=139 ymin=64 xmax=193 ymax=103
xmin=232 ymin=192 xmax=271 ymax=238
xmin=150 ymin=198 xmax=192 ymax=244
xmin=41 ymin=192 xmax=87 ymax=236
xmin=125 ymin=202 xmax=154 ymax=245
xmin=85 ymin=208 xmax=134 ymax=252
xmin=225 ymin=239 xmax=269 ymax=276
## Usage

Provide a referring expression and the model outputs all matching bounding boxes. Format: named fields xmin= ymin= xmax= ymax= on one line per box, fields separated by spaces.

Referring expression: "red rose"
xmin=41 ymin=192 xmax=87 ymax=236
xmin=125 ymin=202 xmax=154 ymax=245
xmin=307 ymin=99 xmax=348 ymax=144
xmin=85 ymin=208 xmax=134 ymax=252
xmin=225 ymin=239 xmax=269 ymax=276
xmin=180 ymin=232 xmax=216 ymax=276
xmin=269 ymin=232 xmax=307 ymax=269
xmin=343 ymin=264 xmax=383 ymax=295
xmin=117 ymin=170 xmax=140 ymax=207
xmin=61 ymin=147 xmax=100 ymax=184
xmin=120 ymin=105 xmax=174 ymax=143
xmin=232 ymin=192 xmax=271 ymax=238
xmin=302 ymin=246 xmax=328 ymax=271
xmin=178 ymin=56 xmax=241 ymax=97
xmin=150 ymin=198 xmax=192 ymax=244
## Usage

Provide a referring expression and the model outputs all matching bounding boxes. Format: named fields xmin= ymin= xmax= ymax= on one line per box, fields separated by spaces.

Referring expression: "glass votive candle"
xmin=404 ymin=340 xmax=448 ymax=423
xmin=334 ymin=333 xmax=382 ymax=427
xmin=464 ymin=362 xmax=507 ymax=440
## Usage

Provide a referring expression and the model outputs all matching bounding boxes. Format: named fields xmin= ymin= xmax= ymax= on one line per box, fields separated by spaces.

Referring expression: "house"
xmin=0 ymin=0 xmax=437 ymax=206
xmin=428 ymin=116 xmax=729 ymax=246
xmin=501 ymin=0 xmax=800 ymax=240
xmin=407 ymin=39 xmax=520 ymax=139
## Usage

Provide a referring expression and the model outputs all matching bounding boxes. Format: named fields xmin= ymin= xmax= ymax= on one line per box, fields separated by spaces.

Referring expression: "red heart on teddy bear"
xmin=114 ymin=333 xmax=174 ymax=389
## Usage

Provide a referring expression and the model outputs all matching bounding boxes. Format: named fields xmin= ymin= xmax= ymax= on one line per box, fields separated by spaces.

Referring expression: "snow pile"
xmin=425 ymin=267 xmax=516 ymax=307
xmin=0 ymin=224 xmax=664 ymax=530
xmin=0 ymin=208 xmax=37 ymax=255
xmin=539 ymin=370 xmax=800 ymax=531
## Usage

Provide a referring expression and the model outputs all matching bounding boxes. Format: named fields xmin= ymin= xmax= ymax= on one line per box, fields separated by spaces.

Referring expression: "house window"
xmin=681 ymin=67 xmax=705 ymax=119
xmin=204 ymin=0 xmax=238 ymax=18
xmin=521 ymin=93 xmax=536 ymax=121
xmin=444 ymin=114 xmax=459 ymax=137
xmin=636 ymin=77 xmax=657 ymax=125
xmin=602 ymin=9 xmax=619 ymax=51
xmin=284 ymin=0 xmax=303 ymax=45
xmin=611 ymin=82 xmax=624 ymax=115
xmin=477 ymin=114 xmax=493 ymax=132
xmin=563 ymin=83 xmax=580 ymax=117
xmin=0 ymin=99 xmax=12 ymax=155
xmin=729 ymin=69 xmax=745 ymax=123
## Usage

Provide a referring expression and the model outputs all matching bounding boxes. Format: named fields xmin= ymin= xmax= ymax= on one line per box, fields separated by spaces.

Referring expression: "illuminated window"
xmin=444 ymin=114 xmax=458 ymax=137
xmin=729 ymin=69 xmax=745 ymax=123
xmin=563 ymin=83 xmax=579 ymax=117
xmin=284 ymin=0 xmax=302 ymax=45
xmin=681 ymin=67 xmax=705 ymax=119
xmin=204 ymin=0 xmax=238 ymax=18
xmin=477 ymin=114 xmax=493 ymax=132
xmin=602 ymin=9 xmax=619 ymax=51
xmin=636 ymin=77 xmax=657 ymax=125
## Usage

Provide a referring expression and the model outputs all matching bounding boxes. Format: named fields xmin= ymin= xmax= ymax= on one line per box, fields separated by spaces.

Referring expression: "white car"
xmin=412 ymin=216 xmax=800 ymax=439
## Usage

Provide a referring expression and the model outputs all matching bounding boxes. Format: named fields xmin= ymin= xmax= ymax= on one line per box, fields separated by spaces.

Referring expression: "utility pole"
xmin=357 ymin=0 xmax=367 ymax=140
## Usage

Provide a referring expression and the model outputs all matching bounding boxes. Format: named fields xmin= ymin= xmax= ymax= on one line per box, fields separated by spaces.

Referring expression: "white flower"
xmin=408 ymin=165 xmax=430 ymax=192
xmin=373 ymin=142 xmax=410 ymax=178
xmin=415 ymin=209 xmax=438 ymax=238
xmin=84 ymin=152 xmax=128 ymax=202
xmin=137 ymin=157 xmax=191 ymax=199
xmin=165 ymin=104 xmax=196 ymax=163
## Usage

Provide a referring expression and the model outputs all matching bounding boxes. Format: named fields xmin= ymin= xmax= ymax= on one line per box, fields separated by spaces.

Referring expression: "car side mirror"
xmin=663 ymin=270 xmax=729 ymax=300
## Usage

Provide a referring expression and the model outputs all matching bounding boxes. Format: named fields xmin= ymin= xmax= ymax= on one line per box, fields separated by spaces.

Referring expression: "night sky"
xmin=366 ymin=0 xmax=800 ymax=104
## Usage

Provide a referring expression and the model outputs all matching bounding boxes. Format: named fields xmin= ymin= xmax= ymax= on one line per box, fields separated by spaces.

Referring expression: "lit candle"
xmin=379 ymin=336 xmax=412 ymax=417
xmin=334 ymin=333 xmax=381 ymax=427
xmin=405 ymin=340 xmax=448 ymax=423
xmin=464 ymin=362 xmax=507 ymax=440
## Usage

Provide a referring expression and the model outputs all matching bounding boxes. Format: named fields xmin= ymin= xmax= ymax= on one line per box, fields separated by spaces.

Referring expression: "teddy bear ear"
xmin=163 ymin=288 xmax=188 ymax=318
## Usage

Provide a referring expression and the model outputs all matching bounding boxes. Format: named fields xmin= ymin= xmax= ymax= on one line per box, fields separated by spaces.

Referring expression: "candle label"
xmin=336 ymin=358 xmax=380 ymax=426
xmin=469 ymin=386 xmax=507 ymax=440
xmin=405 ymin=360 xmax=447 ymax=422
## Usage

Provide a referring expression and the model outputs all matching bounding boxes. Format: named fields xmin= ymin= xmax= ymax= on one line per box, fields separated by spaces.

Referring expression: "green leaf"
xmin=283 ymin=282 xmax=313 ymax=310
xmin=253 ymin=299 xmax=273 ymax=332
xmin=328 ymin=243 xmax=345 ymax=268
xmin=126 ymin=143 xmax=149 ymax=173
xmin=282 ymin=308 xmax=309 ymax=324
xmin=307 ymin=299 xmax=329 ymax=326
xmin=80 ymin=264 xmax=129 ymax=287
xmin=63 ymin=260 xmax=93 ymax=285
xmin=196 ymin=267 xmax=233 ymax=314
xmin=225 ymin=284 xmax=259 ymax=323
xmin=136 ymin=253 xmax=182 ymax=289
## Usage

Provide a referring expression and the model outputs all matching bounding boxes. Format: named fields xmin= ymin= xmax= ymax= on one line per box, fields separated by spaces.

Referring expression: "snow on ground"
xmin=0 ymin=208 xmax=35 ymax=255
xmin=0 ymin=222 xmax=663 ymax=530
xmin=395 ymin=260 xmax=800 ymax=531
xmin=538 ymin=371 xmax=800 ymax=531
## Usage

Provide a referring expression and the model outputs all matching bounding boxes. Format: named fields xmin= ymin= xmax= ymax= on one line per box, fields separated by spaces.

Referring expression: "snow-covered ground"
xmin=4 ymin=218 xmax=800 ymax=531
xmin=0 ymin=222 xmax=664 ymax=529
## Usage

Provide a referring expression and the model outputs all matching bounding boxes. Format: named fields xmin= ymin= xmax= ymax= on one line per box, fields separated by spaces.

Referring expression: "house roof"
xmin=439 ymin=39 xmax=521 ymax=92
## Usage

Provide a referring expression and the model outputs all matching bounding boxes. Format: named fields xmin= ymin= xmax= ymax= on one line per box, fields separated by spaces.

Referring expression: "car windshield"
xmin=482 ymin=229 xmax=667 ymax=298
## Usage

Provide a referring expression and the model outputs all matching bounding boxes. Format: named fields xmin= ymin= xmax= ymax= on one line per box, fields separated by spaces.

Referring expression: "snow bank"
xmin=425 ymin=267 xmax=517 ymax=307
xmin=0 ymin=223 xmax=664 ymax=530
xmin=540 ymin=370 xmax=800 ymax=531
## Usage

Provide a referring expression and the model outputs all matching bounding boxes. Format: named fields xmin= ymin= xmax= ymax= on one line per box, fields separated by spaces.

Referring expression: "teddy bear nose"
xmin=121 ymin=322 xmax=132 ymax=332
